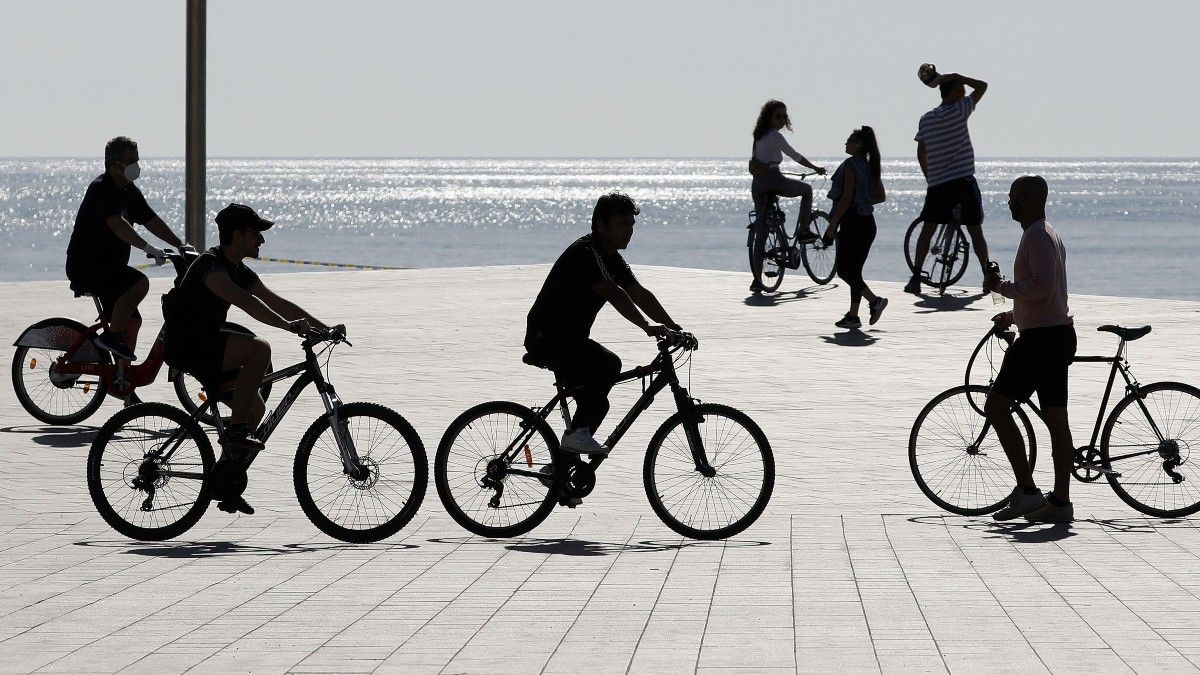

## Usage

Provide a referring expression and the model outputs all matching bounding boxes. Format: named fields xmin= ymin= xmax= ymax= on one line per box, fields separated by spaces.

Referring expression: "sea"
xmin=1 ymin=158 xmax=1197 ymax=300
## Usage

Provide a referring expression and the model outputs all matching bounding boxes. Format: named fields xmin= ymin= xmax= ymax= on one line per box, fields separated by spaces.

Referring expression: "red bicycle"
xmin=11 ymin=249 xmax=268 ymax=425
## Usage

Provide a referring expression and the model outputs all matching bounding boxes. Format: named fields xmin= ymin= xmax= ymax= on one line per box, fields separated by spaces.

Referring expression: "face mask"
xmin=121 ymin=161 xmax=141 ymax=181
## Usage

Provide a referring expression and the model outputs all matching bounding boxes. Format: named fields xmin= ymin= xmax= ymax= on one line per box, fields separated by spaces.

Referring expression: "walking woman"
xmin=748 ymin=100 xmax=826 ymax=293
xmin=822 ymin=126 xmax=887 ymax=328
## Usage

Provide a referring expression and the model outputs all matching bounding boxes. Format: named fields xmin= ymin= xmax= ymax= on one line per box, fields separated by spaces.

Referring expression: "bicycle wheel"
xmin=87 ymin=402 xmax=214 ymax=540
xmin=1101 ymin=382 xmax=1200 ymax=517
xmin=910 ymin=385 xmax=1037 ymax=516
xmin=903 ymin=217 xmax=925 ymax=274
xmin=940 ymin=226 xmax=971 ymax=288
xmin=12 ymin=318 xmax=110 ymax=425
xmin=294 ymin=402 xmax=428 ymax=542
xmin=801 ymin=210 xmax=836 ymax=284
xmin=172 ymin=322 xmax=273 ymax=427
xmin=435 ymin=401 xmax=559 ymax=537
xmin=644 ymin=403 xmax=774 ymax=539
xmin=964 ymin=329 xmax=1015 ymax=415
xmin=759 ymin=222 xmax=787 ymax=292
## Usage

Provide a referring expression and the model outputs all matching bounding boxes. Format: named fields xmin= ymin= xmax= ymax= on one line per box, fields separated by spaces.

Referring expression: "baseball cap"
xmin=215 ymin=203 xmax=274 ymax=235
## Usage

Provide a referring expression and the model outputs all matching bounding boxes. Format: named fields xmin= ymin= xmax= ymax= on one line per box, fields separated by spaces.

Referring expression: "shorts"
xmin=992 ymin=324 xmax=1077 ymax=408
xmin=919 ymin=176 xmax=984 ymax=228
xmin=66 ymin=264 xmax=146 ymax=322
xmin=165 ymin=329 xmax=234 ymax=389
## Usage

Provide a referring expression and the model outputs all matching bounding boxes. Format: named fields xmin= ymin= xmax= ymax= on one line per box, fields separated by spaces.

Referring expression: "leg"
xmin=835 ymin=217 xmax=872 ymax=316
xmin=1041 ymin=407 xmax=1075 ymax=501
xmin=966 ymin=224 xmax=990 ymax=273
xmin=749 ymin=192 xmax=768 ymax=285
xmin=984 ymin=392 xmax=1036 ymax=490
xmin=221 ymin=333 xmax=272 ymax=429
xmin=109 ymin=275 xmax=148 ymax=335
xmin=962 ymin=177 xmax=989 ymax=273
xmin=551 ymin=340 xmax=621 ymax=435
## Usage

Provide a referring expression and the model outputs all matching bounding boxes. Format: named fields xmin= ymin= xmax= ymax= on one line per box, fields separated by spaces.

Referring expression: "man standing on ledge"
xmin=906 ymin=70 xmax=991 ymax=294
xmin=525 ymin=192 xmax=679 ymax=456
xmin=66 ymin=136 xmax=187 ymax=365
xmin=985 ymin=176 xmax=1077 ymax=523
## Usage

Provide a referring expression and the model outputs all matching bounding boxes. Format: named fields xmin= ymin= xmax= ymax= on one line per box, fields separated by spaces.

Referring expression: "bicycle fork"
xmin=318 ymin=383 xmax=368 ymax=481
xmin=674 ymin=387 xmax=716 ymax=477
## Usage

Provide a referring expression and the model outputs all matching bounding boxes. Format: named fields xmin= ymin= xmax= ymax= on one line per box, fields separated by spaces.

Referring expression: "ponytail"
xmin=857 ymin=125 xmax=886 ymax=204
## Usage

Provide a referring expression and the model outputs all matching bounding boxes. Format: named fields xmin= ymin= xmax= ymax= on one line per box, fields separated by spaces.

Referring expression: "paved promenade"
xmin=2 ymin=265 xmax=1200 ymax=673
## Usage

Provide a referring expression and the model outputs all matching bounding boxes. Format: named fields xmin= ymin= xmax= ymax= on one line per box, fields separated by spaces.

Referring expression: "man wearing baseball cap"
xmin=163 ymin=203 xmax=330 ymax=515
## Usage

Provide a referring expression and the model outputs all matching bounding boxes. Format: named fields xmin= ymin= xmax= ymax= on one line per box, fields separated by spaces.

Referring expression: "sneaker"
xmin=903 ymin=275 xmax=923 ymax=295
xmin=868 ymin=297 xmax=888 ymax=325
xmin=221 ymin=424 xmax=266 ymax=452
xmin=834 ymin=314 xmax=862 ymax=329
xmin=560 ymin=429 xmax=608 ymax=455
xmin=795 ymin=229 xmax=819 ymax=244
xmin=749 ymin=280 xmax=765 ymax=293
xmin=1024 ymin=494 xmax=1074 ymax=523
xmin=216 ymin=495 xmax=255 ymax=515
xmin=94 ymin=331 xmax=136 ymax=361
xmin=993 ymin=487 xmax=1047 ymax=521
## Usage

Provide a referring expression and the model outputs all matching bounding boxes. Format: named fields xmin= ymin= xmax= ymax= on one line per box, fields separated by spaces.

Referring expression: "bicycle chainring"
xmin=562 ymin=460 xmax=596 ymax=499
xmin=1072 ymin=446 xmax=1104 ymax=483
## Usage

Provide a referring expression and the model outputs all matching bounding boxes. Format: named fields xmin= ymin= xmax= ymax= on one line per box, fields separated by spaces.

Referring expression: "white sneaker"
xmin=560 ymin=429 xmax=607 ymax=455
xmin=993 ymin=487 xmax=1047 ymax=521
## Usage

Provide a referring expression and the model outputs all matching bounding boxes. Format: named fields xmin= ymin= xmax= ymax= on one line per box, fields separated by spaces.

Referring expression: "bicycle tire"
xmin=910 ymin=385 xmax=1038 ymax=516
xmin=941 ymin=226 xmax=971 ymax=289
xmin=801 ymin=210 xmax=837 ymax=285
xmin=759 ymin=222 xmax=786 ymax=292
xmin=643 ymin=403 xmax=774 ymax=539
xmin=1101 ymin=381 xmax=1200 ymax=518
xmin=435 ymin=401 xmax=559 ymax=538
xmin=903 ymin=217 xmax=925 ymax=274
xmin=964 ymin=329 xmax=1014 ymax=415
xmin=87 ymin=402 xmax=214 ymax=540
xmin=904 ymin=219 xmax=970 ymax=292
xmin=294 ymin=402 xmax=428 ymax=542
xmin=12 ymin=318 xmax=111 ymax=425
xmin=172 ymin=322 xmax=274 ymax=427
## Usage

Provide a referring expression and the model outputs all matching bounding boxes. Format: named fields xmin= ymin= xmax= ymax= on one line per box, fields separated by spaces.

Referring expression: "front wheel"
xmin=294 ymin=402 xmax=428 ymax=542
xmin=758 ymin=222 xmax=787 ymax=292
xmin=910 ymin=385 xmax=1037 ymax=515
xmin=801 ymin=210 xmax=837 ymax=284
xmin=435 ymin=401 xmax=560 ymax=538
xmin=12 ymin=318 xmax=111 ymax=425
xmin=87 ymin=402 xmax=214 ymax=540
xmin=1101 ymin=382 xmax=1200 ymax=518
xmin=644 ymin=403 xmax=774 ymax=539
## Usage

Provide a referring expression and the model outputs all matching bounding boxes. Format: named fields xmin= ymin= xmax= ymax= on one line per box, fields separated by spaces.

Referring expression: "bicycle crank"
xmin=562 ymin=460 xmax=596 ymax=499
xmin=1072 ymin=446 xmax=1105 ymax=483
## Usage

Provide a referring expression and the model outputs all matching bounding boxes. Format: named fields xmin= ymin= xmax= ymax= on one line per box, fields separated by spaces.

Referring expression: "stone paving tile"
xmin=2 ymin=266 xmax=1200 ymax=673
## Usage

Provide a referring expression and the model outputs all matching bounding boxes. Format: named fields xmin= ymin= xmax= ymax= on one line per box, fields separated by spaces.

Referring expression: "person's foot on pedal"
xmin=217 ymin=495 xmax=255 ymax=515
xmin=796 ymin=228 xmax=819 ymax=244
xmin=1024 ymin=492 xmax=1074 ymax=523
xmin=993 ymin=486 xmax=1047 ymax=521
xmin=868 ymin=297 xmax=888 ymax=325
xmin=221 ymin=423 xmax=265 ymax=452
xmin=94 ymin=331 xmax=137 ymax=361
xmin=749 ymin=280 xmax=765 ymax=293
xmin=834 ymin=313 xmax=862 ymax=329
xmin=560 ymin=429 xmax=607 ymax=455
xmin=904 ymin=274 xmax=922 ymax=295
xmin=122 ymin=391 xmax=144 ymax=408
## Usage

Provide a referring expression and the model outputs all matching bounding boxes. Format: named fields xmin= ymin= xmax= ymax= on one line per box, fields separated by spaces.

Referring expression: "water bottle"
xmin=987 ymin=261 xmax=1005 ymax=305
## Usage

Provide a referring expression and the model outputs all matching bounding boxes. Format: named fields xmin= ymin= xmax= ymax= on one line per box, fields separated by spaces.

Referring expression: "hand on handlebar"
xmin=991 ymin=311 xmax=1014 ymax=331
xmin=814 ymin=166 xmax=827 ymax=176
xmin=644 ymin=324 xmax=672 ymax=339
xmin=287 ymin=318 xmax=312 ymax=336
xmin=143 ymin=243 xmax=168 ymax=265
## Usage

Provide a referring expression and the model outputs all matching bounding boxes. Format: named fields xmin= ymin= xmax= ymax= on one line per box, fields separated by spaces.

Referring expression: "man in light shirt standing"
xmin=984 ymin=176 xmax=1077 ymax=523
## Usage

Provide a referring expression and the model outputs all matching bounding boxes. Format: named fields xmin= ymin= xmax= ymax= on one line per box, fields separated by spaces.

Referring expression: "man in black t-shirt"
xmin=526 ymin=193 xmax=681 ymax=455
xmin=164 ymin=203 xmax=329 ymax=515
xmin=65 ymin=136 xmax=187 ymax=364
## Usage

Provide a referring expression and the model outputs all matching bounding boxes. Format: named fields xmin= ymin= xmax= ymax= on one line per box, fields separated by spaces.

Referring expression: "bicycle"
xmin=11 ymin=249 xmax=271 ymax=426
xmin=86 ymin=325 xmax=427 ymax=542
xmin=748 ymin=172 xmax=836 ymax=292
xmin=434 ymin=331 xmax=774 ymax=540
xmin=904 ymin=206 xmax=969 ymax=296
xmin=910 ymin=323 xmax=1200 ymax=517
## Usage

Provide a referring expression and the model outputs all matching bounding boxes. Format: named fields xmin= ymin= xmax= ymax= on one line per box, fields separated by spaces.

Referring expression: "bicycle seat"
xmin=1098 ymin=325 xmax=1152 ymax=341
xmin=522 ymin=352 xmax=553 ymax=370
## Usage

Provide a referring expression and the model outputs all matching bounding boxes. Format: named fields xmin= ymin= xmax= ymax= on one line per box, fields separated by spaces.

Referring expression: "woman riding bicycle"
xmin=748 ymin=100 xmax=826 ymax=292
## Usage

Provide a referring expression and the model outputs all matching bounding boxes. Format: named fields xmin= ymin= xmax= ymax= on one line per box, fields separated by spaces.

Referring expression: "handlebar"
xmin=302 ymin=324 xmax=351 ymax=348
xmin=656 ymin=330 xmax=698 ymax=352
xmin=988 ymin=323 xmax=1015 ymax=346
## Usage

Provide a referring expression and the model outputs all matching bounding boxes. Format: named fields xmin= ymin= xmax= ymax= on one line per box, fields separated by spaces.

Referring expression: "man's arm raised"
xmin=937 ymin=72 xmax=988 ymax=104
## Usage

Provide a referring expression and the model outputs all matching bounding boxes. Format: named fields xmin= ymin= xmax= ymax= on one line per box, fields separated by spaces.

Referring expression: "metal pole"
xmin=185 ymin=0 xmax=206 ymax=248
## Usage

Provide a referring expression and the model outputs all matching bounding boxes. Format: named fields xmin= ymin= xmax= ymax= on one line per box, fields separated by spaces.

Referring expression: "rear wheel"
xmin=87 ymin=402 xmax=214 ymax=540
xmin=801 ymin=211 xmax=837 ymax=285
xmin=294 ymin=402 xmax=428 ymax=542
xmin=910 ymin=385 xmax=1037 ymax=515
xmin=12 ymin=318 xmax=111 ymax=425
xmin=904 ymin=219 xmax=970 ymax=293
xmin=644 ymin=403 xmax=774 ymax=539
xmin=435 ymin=401 xmax=559 ymax=537
xmin=1102 ymin=382 xmax=1200 ymax=517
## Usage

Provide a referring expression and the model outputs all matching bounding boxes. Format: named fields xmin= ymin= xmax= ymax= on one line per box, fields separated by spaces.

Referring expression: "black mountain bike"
xmin=904 ymin=207 xmax=969 ymax=295
xmin=87 ymin=326 xmax=427 ymax=542
xmin=435 ymin=331 xmax=774 ymax=540
xmin=749 ymin=173 xmax=837 ymax=291
xmin=910 ymin=323 xmax=1200 ymax=517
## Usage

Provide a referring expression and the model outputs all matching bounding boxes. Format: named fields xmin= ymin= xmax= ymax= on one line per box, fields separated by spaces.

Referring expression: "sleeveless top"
xmin=827 ymin=155 xmax=875 ymax=216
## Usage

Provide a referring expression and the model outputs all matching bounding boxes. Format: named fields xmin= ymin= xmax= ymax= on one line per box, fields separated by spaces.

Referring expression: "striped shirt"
xmin=914 ymin=97 xmax=976 ymax=187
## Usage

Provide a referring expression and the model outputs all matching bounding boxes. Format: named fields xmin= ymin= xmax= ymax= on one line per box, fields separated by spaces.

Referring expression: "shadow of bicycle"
xmin=904 ymin=514 xmax=1076 ymax=542
xmin=744 ymin=283 xmax=838 ymax=307
xmin=911 ymin=289 xmax=988 ymax=313
xmin=73 ymin=539 xmax=418 ymax=558
xmin=426 ymin=536 xmax=772 ymax=557
xmin=0 ymin=425 xmax=98 ymax=448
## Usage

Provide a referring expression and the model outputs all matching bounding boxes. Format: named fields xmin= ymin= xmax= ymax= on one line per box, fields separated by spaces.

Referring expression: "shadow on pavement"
xmin=905 ymin=515 xmax=1076 ymax=542
xmin=426 ymin=537 xmax=772 ymax=556
xmin=744 ymin=283 xmax=838 ymax=307
xmin=74 ymin=539 xmax=417 ymax=557
xmin=819 ymin=329 xmax=880 ymax=347
xmin=911 ymin=289 xmax=987 ymax=313
xmin=0 ymin=425 xmax=98 ymax=448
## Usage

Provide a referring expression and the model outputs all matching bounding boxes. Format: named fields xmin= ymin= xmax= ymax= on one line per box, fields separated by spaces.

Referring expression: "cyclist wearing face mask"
xmin=65 ymin=136 xmax=188 ymax=368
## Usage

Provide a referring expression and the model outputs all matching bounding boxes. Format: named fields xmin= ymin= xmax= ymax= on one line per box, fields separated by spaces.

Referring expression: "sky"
xmin=3 ymin=0 xmax=1199 ymax=158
